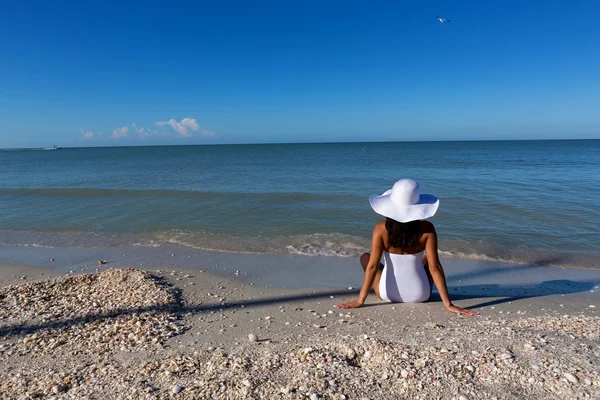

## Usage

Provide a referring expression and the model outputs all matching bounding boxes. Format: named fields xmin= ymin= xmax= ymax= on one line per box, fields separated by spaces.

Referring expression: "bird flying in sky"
xmin=436 ymin=16 xmax=451 ymax=23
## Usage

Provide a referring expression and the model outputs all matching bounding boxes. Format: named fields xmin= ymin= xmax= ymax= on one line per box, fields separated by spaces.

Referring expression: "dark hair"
xmin=385 ymin=218 xmax=422 ymax=249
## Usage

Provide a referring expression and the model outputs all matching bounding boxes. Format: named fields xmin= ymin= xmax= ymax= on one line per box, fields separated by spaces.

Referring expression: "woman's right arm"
xmin=425 ymin=223 xmax=478 ymax=316
xmin=336 ymin=223 xmax=384 ymax=309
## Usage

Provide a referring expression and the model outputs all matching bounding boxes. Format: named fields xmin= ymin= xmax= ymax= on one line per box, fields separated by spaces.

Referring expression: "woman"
xmin=337 ymin=179 xmax=477 ymax=316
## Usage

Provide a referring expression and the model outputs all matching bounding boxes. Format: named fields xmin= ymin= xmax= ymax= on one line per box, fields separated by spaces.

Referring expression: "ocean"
xmin=1 ymin=140 xmax=598 ymax=269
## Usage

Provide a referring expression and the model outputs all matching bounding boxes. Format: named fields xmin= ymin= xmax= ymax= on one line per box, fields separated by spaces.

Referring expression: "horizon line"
xmin=1 ymin=137 xmax=599 ymax=150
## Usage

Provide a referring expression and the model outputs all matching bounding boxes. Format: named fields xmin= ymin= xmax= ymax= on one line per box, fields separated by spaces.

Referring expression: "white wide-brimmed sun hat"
xmin=369 ymin=179 xmax=439 ymax=223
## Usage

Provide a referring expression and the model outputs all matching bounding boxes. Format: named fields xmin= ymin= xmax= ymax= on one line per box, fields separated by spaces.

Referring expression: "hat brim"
xmin=369 ymin=191 xmax=439 ymax=223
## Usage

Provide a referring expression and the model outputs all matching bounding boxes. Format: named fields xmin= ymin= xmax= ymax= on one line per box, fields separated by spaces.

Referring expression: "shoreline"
xmin=1 ymin=231 xmax=598 ymax=271
xmin=1 ymin=244 xmax=599 ymax=300
xmin=2 ymin=244 xmax=599 ymax=330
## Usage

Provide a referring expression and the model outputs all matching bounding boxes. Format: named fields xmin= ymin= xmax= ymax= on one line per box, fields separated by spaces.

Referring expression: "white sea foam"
xmin=438 ymin=250 xmax=508 ymax=263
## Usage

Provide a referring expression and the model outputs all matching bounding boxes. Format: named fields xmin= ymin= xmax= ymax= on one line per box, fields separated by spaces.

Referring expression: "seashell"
xmin=564 ymin=372 xmax=579 ymax=384
xmin=298 ymin=347 xmax=313 ymax=357
xmin=172 ymin=385 xmax=183 ymax=393
xmin=248 ymin=333 xmax=258 ymax=343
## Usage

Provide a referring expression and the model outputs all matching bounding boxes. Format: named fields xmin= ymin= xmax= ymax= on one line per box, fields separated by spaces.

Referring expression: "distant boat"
xmin=0 ymin=145 xmax=62 ymax=151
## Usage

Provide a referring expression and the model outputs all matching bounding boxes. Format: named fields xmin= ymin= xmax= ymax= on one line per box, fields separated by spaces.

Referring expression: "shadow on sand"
xmin=0 ymin=273 xmax=597 ymax=338
xmin=440 ymin=279 xmax=596 ymax=309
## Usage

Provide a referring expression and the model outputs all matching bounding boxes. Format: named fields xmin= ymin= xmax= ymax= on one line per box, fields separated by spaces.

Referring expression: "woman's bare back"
xmin=379 ymin=220 xmax=435 ymax=256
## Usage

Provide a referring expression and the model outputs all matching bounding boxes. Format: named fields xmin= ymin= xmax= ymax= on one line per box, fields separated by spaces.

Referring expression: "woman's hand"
xmin=336 ymin=300 xmax=363 ymax=309
xmin=446 ymin=304 xmax=478 ymax=316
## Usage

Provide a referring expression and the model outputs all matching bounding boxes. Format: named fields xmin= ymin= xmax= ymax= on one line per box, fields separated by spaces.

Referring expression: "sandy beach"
xmin=3 ymin=0 xmax=600 ymax=397
xmin=1 ymin=247 xmax=599 ymax=399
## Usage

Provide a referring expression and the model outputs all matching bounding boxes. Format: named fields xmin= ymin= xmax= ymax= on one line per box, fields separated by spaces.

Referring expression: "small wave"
xmin=276 ymin=235 xmax=369 ymax=258
xmin=0 ymin=187 xmax=358 ymax=203
xmin=0 ymin=187 xmax=212 ymax=198
xmin=437 ymin=249 xmax=597 ymax=270
xmin=0 ymin=242 xmax=57 ymax=249
xmin=438 ymin=250 xmax=509 ymax=263
xmin=0 ymin=229 xmax=597 ymax=270
xmin=131 ymin=242 xmax=162 ymax=248
xmin=285 ymin=246 xmax=360 ymax=257
xmin=285 ymin=236 xmax=368 ymax=257
xmin=163 ymin=237 xmax=266 ymax=255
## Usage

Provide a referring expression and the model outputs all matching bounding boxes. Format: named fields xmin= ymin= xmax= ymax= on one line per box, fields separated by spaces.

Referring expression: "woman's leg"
xmin=360 ymin=252 xmax=384 ymax=300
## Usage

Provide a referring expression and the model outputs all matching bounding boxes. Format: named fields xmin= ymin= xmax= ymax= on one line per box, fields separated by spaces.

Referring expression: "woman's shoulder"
xmin=420 ymin=220 xmax=436 ymax=233
xmin=374 ymin=220 xmax=386 ymax=232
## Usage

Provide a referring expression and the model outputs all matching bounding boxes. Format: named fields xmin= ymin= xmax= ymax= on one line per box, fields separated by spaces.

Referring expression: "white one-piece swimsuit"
xmin=379 ymin=251 xmax=431 ymax=303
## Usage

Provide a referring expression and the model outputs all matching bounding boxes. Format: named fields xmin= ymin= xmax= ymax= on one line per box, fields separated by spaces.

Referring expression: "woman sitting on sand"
xmin=337 ymin=179 xmax=477 ymax=316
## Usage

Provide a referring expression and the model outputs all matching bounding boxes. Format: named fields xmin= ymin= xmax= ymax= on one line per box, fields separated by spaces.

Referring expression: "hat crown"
xmin=390 ymin=179 xmax=420 ymax=205
xmin=369 ymin=178 xmax=439 ymax=222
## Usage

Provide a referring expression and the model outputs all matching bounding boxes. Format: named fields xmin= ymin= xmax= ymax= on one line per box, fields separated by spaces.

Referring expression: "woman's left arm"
xmin=337 ymin=224 xmax=384 ymax=309
xmin=425 ymin=225 xmax=478 ymax=316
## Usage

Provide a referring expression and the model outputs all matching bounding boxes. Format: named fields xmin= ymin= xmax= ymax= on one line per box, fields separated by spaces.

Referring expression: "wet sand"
xmin=2 ymin=244 xmax=599 ymax=313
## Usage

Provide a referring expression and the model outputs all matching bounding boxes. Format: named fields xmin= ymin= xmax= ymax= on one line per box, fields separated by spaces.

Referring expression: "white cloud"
xmin=81 ymin=128 xmax=102 ymax=139
xmin=82 ymin=130 xmax=94 ymax=139
xmin=196 ymin=127 xmax=215 ymax=136
xmin=156 ymin=117 xmax=214 ymax=137
xmin=80 ymin=118 xmax=214 ymax=141
xmin=112 ymin=126 xmax=129 ymax=138
xmin=132 ymin=123 xmax=158 ymax=138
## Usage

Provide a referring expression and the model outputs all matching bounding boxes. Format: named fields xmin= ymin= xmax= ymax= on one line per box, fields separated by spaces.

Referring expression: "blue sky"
xmin=1 ymin=0 xmax=599 ymax=147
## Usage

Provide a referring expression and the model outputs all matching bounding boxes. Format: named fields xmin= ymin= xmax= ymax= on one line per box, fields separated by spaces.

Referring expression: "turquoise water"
xmin=1 ymin=140 xmax=599 ymax=268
